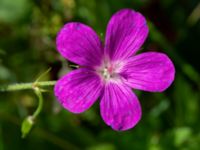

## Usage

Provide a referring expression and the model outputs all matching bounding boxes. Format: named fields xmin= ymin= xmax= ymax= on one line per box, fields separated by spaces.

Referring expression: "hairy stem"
xmin=0 ymin=81 xmax=56 ymax=92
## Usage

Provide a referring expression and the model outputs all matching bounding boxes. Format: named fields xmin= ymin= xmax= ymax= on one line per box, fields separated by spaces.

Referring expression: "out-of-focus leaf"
xmin=0 ymin=65 xmax=12 ymax=80
xmin=0 ymin=0 xmax=30 ymax=23
xmin=174 ymin=127 xmax=192 ymax=147
xmin=0 ymin=48 xmax=6 ymax=55
xmin=149 ymin=134 xmax=161 ymax=150
xmin=150 ymin=99 xmax=170 ymax=118
xmin=87 ymin=143 xmax=115 ymax=150
xmin=173 ymin=75 xmax=199 ymax=126
xmin=0 ymin=125 xmax=4 ymax=150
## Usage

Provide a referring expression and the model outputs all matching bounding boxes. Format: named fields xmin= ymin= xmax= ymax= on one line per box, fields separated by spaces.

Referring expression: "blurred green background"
xmin=0 ymin=0 xmax=200 ymax=149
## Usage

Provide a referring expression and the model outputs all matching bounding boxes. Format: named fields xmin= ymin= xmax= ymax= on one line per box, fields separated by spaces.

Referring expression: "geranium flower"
xmin=54 ymin=9 xmax=175 ymax=131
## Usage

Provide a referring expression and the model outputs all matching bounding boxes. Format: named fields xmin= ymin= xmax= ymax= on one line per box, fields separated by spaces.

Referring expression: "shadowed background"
xmin=0 ymin=0 xmax=200 ymax=149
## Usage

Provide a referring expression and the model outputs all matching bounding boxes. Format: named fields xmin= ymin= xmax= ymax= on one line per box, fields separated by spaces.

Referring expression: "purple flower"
xmin=54 ymin=9 xmax=175 ymax=131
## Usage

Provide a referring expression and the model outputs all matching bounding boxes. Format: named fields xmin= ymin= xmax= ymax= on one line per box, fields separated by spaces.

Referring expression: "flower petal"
xmin=104 ymin=9 xmax=148 ymax=61
xmin=121 ymin=52 xmax=175 ymax=92
xmin=100 ymin=82 xmax=142 ymax=131
xmin=56 ymin=22 xmax=103 ymax=67
xmin=54 ymin=68 xmax=103 ymax=113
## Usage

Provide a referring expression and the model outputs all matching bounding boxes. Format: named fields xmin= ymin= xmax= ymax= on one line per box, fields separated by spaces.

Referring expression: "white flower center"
xmin=102 ymin=67 xmax=112 ymax=80
xmin=97 ymin=60 xmax=124 ymax=82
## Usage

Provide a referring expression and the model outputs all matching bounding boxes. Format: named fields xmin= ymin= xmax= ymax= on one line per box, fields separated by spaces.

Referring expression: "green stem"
xmin=33 ymin=87 xmax=43 ymax=119
xmin=0 ymin=81 xmax=56 ymax=92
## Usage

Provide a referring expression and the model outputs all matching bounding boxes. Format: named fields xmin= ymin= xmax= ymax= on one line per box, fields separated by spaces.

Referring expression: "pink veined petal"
xmin=56 ymin=22 xmax=103 ymax=67
xmin=100 ymin=82 xmax=142 ymax=131
xmin=104 ymin=9 xmax=149 ymax=61
xmin=54 ymin=68 xmax=103 ymax=113
xmin=121 ymin=52 xmax=175 ymax=92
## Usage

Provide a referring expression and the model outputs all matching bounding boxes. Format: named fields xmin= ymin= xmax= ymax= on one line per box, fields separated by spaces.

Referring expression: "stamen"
xmin=103 ymin=67 xmax=111 ymax=80
xmin=98 ymin=60 xmax=124 ymax=82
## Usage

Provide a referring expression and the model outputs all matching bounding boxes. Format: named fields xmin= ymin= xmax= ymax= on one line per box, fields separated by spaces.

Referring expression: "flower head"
xmin=54 ymin=9 xmax=175 ymax=131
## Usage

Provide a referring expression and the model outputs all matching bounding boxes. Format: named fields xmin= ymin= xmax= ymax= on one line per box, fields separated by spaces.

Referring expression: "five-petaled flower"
xmin=54 ymin=9 xmax=175 ymax=131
